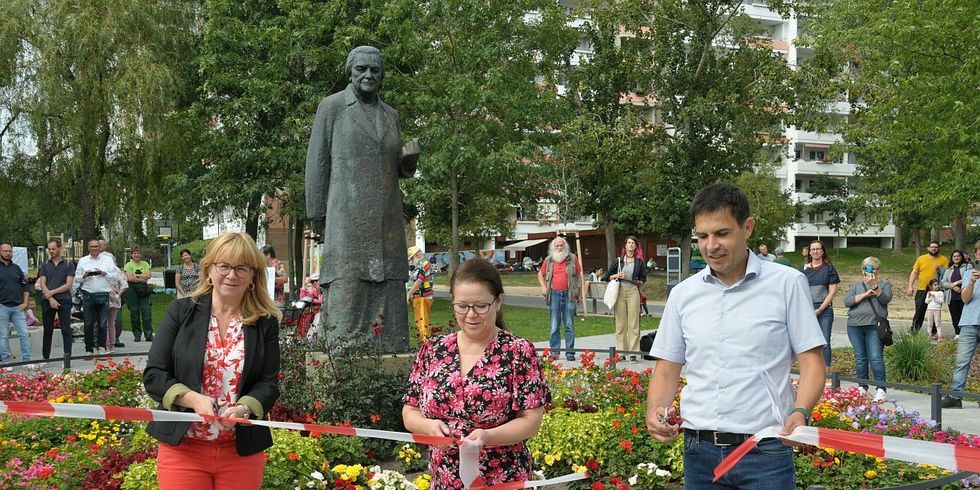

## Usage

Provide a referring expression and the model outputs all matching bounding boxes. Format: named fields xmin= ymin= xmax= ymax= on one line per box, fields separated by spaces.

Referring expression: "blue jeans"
xmin=816 ymin=303 xmax=834 ymax=366
xmin=950 ymin=325 xmax=979 ymax=398
xmin=683 ymin=433 xmax=795 ymax=489
xmin=548 ymin=290 xmax=576 ymax=359
xmin=0 ymin=304 xmax=31 ymax=363
xmin=847 ymin=324 xmax=886 ymax=391
xmin=82 ymin=292 xmax=110 ymax=351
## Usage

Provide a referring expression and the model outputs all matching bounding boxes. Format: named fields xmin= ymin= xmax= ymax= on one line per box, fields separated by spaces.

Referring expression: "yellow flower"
xmin=544 ymin=454 xmax=556 ymax=466
xmin=865 ymin=470 xmax=877 ymax=479
xmin=824 ymin=448 xmax=835 ymax=456
xmin=414 ymin=474 xmax=431 ymax=490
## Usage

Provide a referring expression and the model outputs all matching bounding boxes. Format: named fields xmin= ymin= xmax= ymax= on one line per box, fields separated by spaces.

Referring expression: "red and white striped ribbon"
xmin=0 ymin=400 xmax=585 ymax=489
xmin=713 ymin=425 xmax=980 ymax=482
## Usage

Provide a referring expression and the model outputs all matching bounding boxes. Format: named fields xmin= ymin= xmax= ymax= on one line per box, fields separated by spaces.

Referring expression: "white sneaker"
xmin=857 ymin=387 xmax=867 ymax=396
xmin=873 ymin=388 xmax=887 ymax=403
xmin=96 ymin=347 xmax=106 ymax=355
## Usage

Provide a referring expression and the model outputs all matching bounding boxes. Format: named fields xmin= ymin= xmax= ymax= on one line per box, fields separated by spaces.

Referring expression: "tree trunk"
xmin=449 ymin=171 xmax=460 ymax=276
xmin=913 ymin=228 xmax=922 ymax=257
xmin=680 ymin=233 xmax=692 ymax=276
xmin=953 ymin=216 xmax=966 ymax=251
xmin=893 ymin=222 xmax=902 ymax=253
xmin=244 ymin=192 xmax=262 ymax=240
xmin=601 ymin=212 xmax=616 ymax=267
xmin=931 ymin=227 xmax=940 ymax=244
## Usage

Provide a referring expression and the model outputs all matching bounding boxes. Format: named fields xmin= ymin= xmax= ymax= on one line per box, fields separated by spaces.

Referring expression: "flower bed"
xmin=1 ymin=353 xmax=979 ymax=489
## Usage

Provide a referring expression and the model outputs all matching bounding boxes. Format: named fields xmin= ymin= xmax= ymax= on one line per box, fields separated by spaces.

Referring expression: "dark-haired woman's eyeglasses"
xmin=451 ymin=302 xmax=494 ymax=315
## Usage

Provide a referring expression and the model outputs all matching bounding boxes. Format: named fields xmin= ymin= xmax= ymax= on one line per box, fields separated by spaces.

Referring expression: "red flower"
xmin=67 ymin=434 xmax=78 ymax=442
xmin=89 ymin=443 xmax=100 ymax=454
xmin=616 ymin=406 xmax=626 ymax=414
xmin=591 ymin=483 xmax=606 ymax=490
xmin=586 ymin=459 xmax=599 ymax=471
xmin=372 ymin=323 xmax=383 ymax=336
xmin=630 ymin=426 xmax=639 ymax=434
xmin=611 ymin=420 xmax=622 ymax=429
xmin=287 ymin=452 xmax=300 ymax=460
xmin=370 ymin=414 xmax=381 ymax=423
xmin=45 ymin=448 xmax=59 ymax=458
xmin=38 ymin=467 xmax=54 ymax=478
xmin=619 ymin=440 xmax=633 ymax=453
xmin=314 ymin=401 xmax=325 ymax=410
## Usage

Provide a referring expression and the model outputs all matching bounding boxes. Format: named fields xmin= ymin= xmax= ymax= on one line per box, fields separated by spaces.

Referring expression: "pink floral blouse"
xmin=405 ymin=330 xmax=550 ymax=489
xmin=186 ymin=316 xmax=246 ymax=442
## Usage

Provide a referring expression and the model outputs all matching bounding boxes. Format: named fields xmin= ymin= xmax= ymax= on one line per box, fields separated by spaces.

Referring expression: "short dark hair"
xmin=47 ymin=238 xmax=62 ymax=248
xmin=689 ymin=183 xmax=750 ymax=225
xmin=260 ymin=245 xmax=276 ymax=258
xmin=929 ymin=241 xmax=941 ymax=247
xmin=179 ymin=248 xmax=192 ymax=256
xmin=450 ymin=259 xmax=507 ymax=331
xmin=130 ymin=246 xmax=141 ymax=253
xmin=0 ymin=241 xmax=11 ymax=248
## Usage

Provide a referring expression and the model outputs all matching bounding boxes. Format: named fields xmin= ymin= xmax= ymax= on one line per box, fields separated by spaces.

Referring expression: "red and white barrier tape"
xmin=713 ymin=425 xmax=980 ymax=482
xmin=0 ymin=400 xmax=585 ymax=489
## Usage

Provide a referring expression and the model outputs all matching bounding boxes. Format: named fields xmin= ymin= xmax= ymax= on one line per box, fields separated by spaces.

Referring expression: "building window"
xmin=808 ymin=150 xmax=826 ymax=161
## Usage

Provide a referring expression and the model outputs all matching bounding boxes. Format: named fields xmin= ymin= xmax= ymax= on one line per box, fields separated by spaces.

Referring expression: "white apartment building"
xmin=742 ymin=0 xmax=895 ymax=251
xmin=506 ymin=2 xmax=895 ymax=253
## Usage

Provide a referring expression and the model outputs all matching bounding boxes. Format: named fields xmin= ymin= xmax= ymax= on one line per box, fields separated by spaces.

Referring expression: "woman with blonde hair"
xmin=144 ymin=232 xmax=282 ymax=489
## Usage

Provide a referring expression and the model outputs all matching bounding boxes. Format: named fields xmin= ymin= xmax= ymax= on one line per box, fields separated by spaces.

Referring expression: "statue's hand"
xmin=402 ymin=138 xmax=421 ymax=157
xmin=311 ymin=217 xmax=325 ymax=238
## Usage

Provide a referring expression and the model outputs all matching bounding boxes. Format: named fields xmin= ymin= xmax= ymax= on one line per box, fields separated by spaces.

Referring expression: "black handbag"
xmin=640 ymin=331 xmax=657 ymax=360
xmin=864 ymin=283 xmax=893 ymax=346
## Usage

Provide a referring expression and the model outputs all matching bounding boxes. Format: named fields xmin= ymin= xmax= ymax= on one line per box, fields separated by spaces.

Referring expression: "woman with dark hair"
xmin=602 ymin=236 xmax=648 ymax=363
xmin=260 ymin=245 xmax=288 ymax=304
xmin=941 ymin=250 xmax=973 ymax=339
xmin=403 ymin=259 xmax=549 ymax=488
xmin=175 ymin=248 xmax=201 ymax=299
xmin=801 ymin=245 xmax=811 ymax=270
xmin=803 ymin=240 xmax=840 ymax=366
xmin=144 ymin=232 xmax=282 ymax=489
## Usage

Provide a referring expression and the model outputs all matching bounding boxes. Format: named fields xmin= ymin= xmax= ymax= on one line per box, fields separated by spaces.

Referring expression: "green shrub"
xmin=118 ymin=459 xmax=161 ymax=490
xmin=528 ymin=407 xmax=682 ymax=482
xmin=320 ymin=434 xmax=366 ymax=467
xmin=263 ymin=429 xmax=325 ymax=488
xmin=886 ymin=331 xmax=947 ymax=383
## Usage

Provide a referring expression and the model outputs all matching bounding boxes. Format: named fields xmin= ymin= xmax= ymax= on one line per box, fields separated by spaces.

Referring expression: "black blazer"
xmin=143 ymin=295 xmax=281 ymax=456
xmin=602 ymin=256 xmax=648 ymax=284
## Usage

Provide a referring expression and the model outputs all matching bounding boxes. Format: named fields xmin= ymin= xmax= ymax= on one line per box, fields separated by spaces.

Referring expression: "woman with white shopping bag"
xmin=602 ymin=236 xmax=647 ymax=363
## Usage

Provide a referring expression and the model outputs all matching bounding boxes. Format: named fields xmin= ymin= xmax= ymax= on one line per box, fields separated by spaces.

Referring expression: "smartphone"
xmin=863 ymin=265 xmax=875 ymax=280
xmin=972 ymin=259 xmax=980 ymax=269
xmin=135 ymin=269 xmax=143 ymax=275
xmin=86 ymin=270 xmax=100 ymax=277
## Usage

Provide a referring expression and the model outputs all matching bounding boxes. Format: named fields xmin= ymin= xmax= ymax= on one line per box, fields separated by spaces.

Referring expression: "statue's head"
xmin=346 ymin=46 xmax=384 ymax=95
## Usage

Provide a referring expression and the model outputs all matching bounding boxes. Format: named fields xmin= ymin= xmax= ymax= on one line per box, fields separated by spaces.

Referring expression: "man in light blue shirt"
xmin=645 ymin=183 xmax=827 ymax=489
xmin=942 ymin=240 xmax=980 ymax=409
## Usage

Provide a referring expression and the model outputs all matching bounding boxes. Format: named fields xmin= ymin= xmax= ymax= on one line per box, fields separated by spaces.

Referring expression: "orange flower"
xmin=612 ymin=420 xmax=622 ymax=429
xmin=287 ymin=452 xmax=300 ymax=460
xmin=370 ymin=414 xmax=381 ymax=423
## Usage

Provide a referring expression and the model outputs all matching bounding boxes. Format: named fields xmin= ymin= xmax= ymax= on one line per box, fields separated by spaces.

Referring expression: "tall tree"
xmin=635 ymin=0 xmax=826 ymax=272
xmin=735 ymin=162 xmax=799 ymax=248
xmin=9 ymin=0 xmax=197 ymax=242
xmin=554 ymin=0 xmax=660 ymax=262
xmin=806 ymin=0 xmax=979 ymax=248
xmin=382 ymin=0 xmax=574 ymax=273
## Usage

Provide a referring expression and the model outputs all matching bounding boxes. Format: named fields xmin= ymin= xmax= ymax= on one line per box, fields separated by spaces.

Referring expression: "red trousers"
xmin=157 ymin=438 xmax=265 ymax=490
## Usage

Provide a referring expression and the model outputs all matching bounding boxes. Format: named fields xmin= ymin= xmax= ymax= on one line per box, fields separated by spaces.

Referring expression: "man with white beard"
xmin=537 ymin=237 xmax=582 ymax=361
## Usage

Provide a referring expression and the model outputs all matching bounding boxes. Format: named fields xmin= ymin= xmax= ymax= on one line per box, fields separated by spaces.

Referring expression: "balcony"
xmin=791 ymin=129 xmax=841 ymax=145
xmin=791 ymin=159 xmax=856 ymax=176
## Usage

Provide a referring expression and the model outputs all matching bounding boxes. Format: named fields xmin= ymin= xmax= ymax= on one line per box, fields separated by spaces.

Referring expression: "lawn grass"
xmin=418 ymin=299 xmax=659 ymax=344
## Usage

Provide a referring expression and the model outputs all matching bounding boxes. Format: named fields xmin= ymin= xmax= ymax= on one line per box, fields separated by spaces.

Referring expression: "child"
xmin=925 ymin=279 xmax=944 ymax=341
xmin=25 ymin=298 xmax=39 ymax=327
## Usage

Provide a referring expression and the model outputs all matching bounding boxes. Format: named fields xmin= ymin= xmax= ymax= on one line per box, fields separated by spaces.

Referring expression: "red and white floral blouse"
xmin=187 ymin=315 xmax=246 ymax=442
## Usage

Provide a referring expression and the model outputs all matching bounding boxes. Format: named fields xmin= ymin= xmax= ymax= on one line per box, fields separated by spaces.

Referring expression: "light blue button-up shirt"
xmin=650 ymin=251 xmax=826 ymax=434
xmin=959 ymin=271 xmax=980 ymax=326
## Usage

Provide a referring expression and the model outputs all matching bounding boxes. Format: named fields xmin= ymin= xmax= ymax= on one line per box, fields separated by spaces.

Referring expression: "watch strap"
xmin=790 ymin=407 xmax=811 ymax=424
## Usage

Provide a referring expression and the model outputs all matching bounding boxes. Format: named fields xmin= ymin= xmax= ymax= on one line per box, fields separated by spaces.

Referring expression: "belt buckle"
xmin=712 ymin=432 xmax=728 ymax=446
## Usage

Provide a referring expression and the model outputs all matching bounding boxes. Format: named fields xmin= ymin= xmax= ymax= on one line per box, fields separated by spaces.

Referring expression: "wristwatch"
xmin=790 ymin=407 xmax=811 ymax=425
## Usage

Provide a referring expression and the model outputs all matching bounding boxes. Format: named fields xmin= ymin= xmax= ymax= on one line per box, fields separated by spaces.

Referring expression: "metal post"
xmin=931 ymin=383 xmax=942 ymax=426
xmin=608 ymin=346 xmax=617 ymax=368
xmin=831 ymin=371 xmax=840 ymax=390
xmin=63 ymin=352 xmax=71 ymax=372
